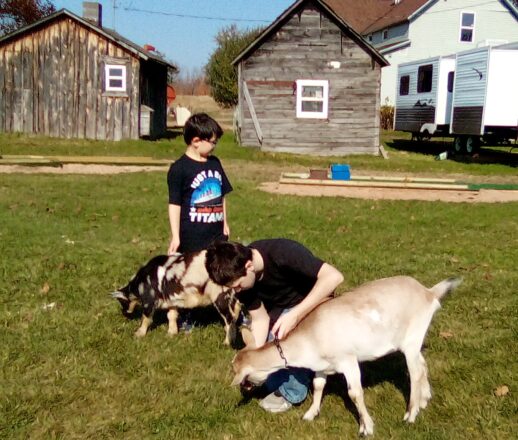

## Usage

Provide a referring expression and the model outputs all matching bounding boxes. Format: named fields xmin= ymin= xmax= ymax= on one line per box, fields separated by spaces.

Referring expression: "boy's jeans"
xmin=264 ymin=309 xmax=313 ymax=404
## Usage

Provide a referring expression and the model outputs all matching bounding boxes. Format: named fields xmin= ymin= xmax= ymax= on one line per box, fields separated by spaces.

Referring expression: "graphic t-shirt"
xmin=167 ymin=154 xmax=232 ymax=253
xmin=238 ymin=239 xmax=324 ymax=324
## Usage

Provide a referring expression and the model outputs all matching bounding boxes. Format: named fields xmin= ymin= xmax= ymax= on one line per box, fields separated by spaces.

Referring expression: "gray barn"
xmin=233 ymin=0 xmax=388 ymax=156
xmin=0 ymin=3 xmax=176 ymax=141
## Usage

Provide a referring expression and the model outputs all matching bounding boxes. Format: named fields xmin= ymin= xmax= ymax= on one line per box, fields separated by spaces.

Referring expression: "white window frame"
xmin=459 ymin=11 xmax=475 ymax=43
xmin=105 ymin=64 xmax=127 ymax=92
xmin=296 ymin=79 xmax=329 ymax=119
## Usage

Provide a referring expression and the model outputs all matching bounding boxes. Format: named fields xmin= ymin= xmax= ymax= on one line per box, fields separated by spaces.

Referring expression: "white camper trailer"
xmin=394 ymin=55 xmax=456 ymax=140
xmin=450 ymin=42 xmax=518 ymax=153
xmin=395 ymin=43 xmax=518 ymax=153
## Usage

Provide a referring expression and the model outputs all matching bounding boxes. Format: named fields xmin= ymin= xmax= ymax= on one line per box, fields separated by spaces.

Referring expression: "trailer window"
xmin=460 ymin=12 xmax=475 ymax=42
xmin=417 ymin=64 xmax=433 ymax=93
xmin=295 ymin=79 xmax=329 ymax=119
xmin=447 ymin=71 xmax=454 ymax=93
xmin=399 ymin=75 xmax=410 ymax=96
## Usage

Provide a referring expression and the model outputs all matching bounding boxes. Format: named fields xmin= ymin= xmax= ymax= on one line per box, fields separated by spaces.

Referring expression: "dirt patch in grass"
xmin=2 ymin=162 xmax=517 ymax=203
xmin=259 ymin=182 xmax=518 ymax=203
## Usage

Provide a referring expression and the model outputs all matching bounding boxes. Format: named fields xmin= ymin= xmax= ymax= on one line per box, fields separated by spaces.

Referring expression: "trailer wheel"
xmin=453 ymin=136 xmax=465 ymax=153
xmin=465 ymin=136 xmax=479 ymax=154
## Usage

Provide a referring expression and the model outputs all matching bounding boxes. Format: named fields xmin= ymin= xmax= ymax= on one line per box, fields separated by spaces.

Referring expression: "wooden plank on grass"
xmin=279 ymin=177 xmax=471 ymax=191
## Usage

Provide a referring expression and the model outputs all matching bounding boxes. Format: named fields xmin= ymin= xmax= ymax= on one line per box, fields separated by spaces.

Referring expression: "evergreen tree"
xmin=205 ymin=24 xmax=262 ymax=108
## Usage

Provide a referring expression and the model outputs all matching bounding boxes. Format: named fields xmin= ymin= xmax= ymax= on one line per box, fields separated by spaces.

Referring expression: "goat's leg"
xmin=340 ymin=357 xmax=374 ymax=436
xmin=418 ymin=353 xmax=432 ymax=409
xmin=135 ymin=312 xmax=153 ymax=337
xmin=167 ymin=308 xmax=179 ymax=337
xmin=403 ymin=349 xmax=424 ymax=423
xmin=303 ymin=372 xmax=327 ymax=421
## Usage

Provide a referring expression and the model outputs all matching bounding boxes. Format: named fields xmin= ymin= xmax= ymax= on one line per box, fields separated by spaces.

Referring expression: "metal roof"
xmin=0 ymin=8 xmax=177 ymax=71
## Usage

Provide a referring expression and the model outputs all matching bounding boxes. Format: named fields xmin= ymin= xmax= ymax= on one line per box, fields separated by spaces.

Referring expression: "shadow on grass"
xmin=387 ymin=138 xmax=518 ymax=167
xmin=322 ymin=351 xmax=410 ymax=424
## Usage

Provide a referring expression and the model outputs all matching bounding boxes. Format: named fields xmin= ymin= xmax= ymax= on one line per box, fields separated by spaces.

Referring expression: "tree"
xmin=205 ymin=24 xmax=262 ymax=108
xmin=0 ymin=0 xmax=55 ymax=36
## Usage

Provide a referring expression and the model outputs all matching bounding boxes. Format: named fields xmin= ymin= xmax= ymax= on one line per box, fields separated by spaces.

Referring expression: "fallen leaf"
xmin=450 ymin=256 xmax=460 ymax=263
xmin=42 ymin=302 xmax=56 ymax=310
xmin=40 ymin=282 xmax=50 ymax=294
xmin=494 ymin=385 xmax=509 ymax=397
xmin=440 ymin=331 xmax=454 ymax=339
xmin=132 ymin=237 xmax=140 ymax=244
xmin=484 ymin=272 xmax=492 ymax=280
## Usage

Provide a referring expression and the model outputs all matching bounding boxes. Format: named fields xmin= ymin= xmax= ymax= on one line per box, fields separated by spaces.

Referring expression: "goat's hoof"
xmin=134 ymin=329 xmax=146 ymax=338
xmin=302 ymin=410 xmax=318 ymax=421
xmin=404 ymin=409 xmax=418 ymax=423
xmin=359 ymin=418 xmax=374 ymax=436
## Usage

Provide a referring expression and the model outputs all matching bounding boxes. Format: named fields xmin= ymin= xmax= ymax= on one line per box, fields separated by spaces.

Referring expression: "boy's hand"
xmin=271 ymin=310 xmax=299 ymax=340
xmin=224 ymin=223 xmax=230 ymax=238
xmin=168 ymin=238 xmax=180 ymax=255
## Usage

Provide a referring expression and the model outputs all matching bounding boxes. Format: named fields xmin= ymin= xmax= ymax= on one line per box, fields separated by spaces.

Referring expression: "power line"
xmin=115 ymin=5 xmax=271 ymax=23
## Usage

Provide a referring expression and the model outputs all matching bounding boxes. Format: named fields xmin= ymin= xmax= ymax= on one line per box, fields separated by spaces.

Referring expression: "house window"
xmin=383 ymin=29 xmax=388 ymax=40
xmin=296 ymin=79 xmax=329 ymax=119
xmin=399 ymin=75 xmax=410 ymax=96
xmin=105 ymin=64 xmax=127 ymax=91
xmin=447 ymin=71 xmax=454 ymax=93
xmin=460 ymin=12 xmax=475 ymax=42
xmin=368 ymin=34 xmax=373 ymax=42
xmin=417 ymin=64 xmax=433 ymax=93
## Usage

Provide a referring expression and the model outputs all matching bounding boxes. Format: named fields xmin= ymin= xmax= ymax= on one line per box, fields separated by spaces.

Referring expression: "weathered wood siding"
xmin=0 ymin=17 xmax=140 ymax=140
xmin=237 ymin=3 xmax=382 ymax=155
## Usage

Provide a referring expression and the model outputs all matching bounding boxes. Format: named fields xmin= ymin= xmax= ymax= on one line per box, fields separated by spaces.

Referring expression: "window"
xmin=296 ymin=79 xmax=329 ymax=119
xmin=105 ymin=64 xmax=127 ymax=92
xmin=383 ymin=29 xmax=388 ymax=40
xmin=367 ymin=34 xmax=373 ymax=42
xmin=460 ymin=12 xmax=475 ymax=42
xmin=399 ymin=75 xmax=410 ymax=96
xmin=447 ymin=71 xmax=454 ymax=93
xmin=417 ymin=64 xmax=433 ymax=93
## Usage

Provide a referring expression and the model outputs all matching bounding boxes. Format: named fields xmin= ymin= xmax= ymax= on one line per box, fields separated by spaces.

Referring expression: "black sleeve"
xmin=275 ymin=240 xmax=324 ymax=279
xmin=237 ymin=288 xmax=262 ymax=311
xmin=167 ymin=163 xmax=183 ymax=205
xmin=216 ymin=157 xmax=233 ymax=196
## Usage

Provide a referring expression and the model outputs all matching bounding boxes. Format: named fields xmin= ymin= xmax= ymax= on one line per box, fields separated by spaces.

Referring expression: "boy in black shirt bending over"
xmin=205 ymin=239 xmax=343 ymax=413
xmin=167 ymin=113 xmax=232 ymax=330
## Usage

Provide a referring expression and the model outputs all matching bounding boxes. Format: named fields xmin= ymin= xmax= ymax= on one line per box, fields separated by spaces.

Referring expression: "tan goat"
xmin=231 ymin=276 xmax=461 ymax=436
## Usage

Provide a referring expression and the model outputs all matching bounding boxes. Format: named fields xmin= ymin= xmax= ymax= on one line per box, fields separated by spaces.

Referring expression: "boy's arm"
xmin=223 ymin=197 xmax=230 ymax=237
xmin=247 ymin=303 xmax=270 ymax=348
xmin=168 ymin=204 xmax=181 ymax=254
xmin=271 ymin=262 xmax=344 ymax=340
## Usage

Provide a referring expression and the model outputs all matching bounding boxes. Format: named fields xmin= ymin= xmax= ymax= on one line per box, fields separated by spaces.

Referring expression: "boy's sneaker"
xmin=177 ymin=311 xmax=195 ymax=334
xmin=259 ymin=391 xmax=292 ymax=413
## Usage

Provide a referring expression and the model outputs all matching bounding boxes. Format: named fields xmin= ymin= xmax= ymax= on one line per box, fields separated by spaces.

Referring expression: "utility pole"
xmin=112 ymin=0 xmax=117 ymax=30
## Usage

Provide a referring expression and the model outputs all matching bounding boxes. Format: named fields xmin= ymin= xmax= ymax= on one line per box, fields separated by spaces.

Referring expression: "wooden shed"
xmin=233 ymin=0 xmax=388 ymax=155
xmin=0 ymin=3 xmax=177 ymax=141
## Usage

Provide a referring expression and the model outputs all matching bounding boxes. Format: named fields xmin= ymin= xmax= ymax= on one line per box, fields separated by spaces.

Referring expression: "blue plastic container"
xmin=331 ymin=164 xmax=351 ymax=180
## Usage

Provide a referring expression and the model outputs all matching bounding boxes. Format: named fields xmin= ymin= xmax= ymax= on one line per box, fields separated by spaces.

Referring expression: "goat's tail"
xmin=430 ymin=277 xmax=462 ymax=301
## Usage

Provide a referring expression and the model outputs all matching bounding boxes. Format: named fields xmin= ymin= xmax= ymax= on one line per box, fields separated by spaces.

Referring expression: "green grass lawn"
xmin=0 ymin=132 xmax=517 ymax=439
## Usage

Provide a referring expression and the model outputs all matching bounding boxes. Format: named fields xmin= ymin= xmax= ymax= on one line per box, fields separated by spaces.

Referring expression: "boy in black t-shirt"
xmin=167 ymin=113 xmax=232 ymax=330
xmin=205 ymin=239 xmax=344 ymax=413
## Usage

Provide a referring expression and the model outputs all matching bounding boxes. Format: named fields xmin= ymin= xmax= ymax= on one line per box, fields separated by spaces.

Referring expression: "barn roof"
xmin=0 ymin=8 xmax=177 ymax=71
xmin=233 ymin=0 xmax=388 ymax=67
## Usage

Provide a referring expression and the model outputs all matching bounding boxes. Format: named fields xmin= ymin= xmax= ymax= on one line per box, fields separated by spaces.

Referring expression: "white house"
xmin=327 ymin=0 xmax=518 ymax=105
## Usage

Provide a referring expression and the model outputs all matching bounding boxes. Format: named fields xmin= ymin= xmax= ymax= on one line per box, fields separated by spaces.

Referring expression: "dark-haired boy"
xmin=205 ymin=239 xmax=344 ymax=412
xmin=167 ymin=113 xmax=232 ymax=330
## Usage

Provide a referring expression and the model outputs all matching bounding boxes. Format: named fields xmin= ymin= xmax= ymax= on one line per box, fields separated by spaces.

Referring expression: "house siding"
xmin=378 ymin=0 xmax=518 ymax=104
xmin=237 ymin=3 xmax=382 ymax=155
xmin=0 ymin=16 xmax=142 ymax=140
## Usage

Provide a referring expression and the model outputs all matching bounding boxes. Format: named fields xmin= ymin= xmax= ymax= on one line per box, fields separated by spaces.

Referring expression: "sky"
xmin=54 ymin=0 xmax=295 ymax=75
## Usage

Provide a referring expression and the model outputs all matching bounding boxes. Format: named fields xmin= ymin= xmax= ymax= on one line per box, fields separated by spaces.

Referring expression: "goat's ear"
xmin=111 ymin=290 xmax=127 ymax=300
xmin=231 ymin=373 xmax=244 ymax=386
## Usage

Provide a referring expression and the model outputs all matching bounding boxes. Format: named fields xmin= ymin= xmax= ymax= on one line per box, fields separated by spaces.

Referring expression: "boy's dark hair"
xmin=205 ymin=241 xmax=252 ymax=286
xmin=183 ymin=113 xmax=223 ymax=145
